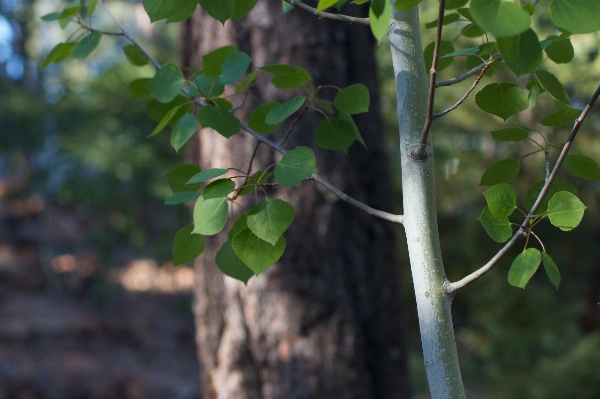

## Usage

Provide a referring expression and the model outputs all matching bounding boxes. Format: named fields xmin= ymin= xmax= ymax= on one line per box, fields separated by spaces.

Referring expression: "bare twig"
xmin=436 ymin=59 xmax=494 ymax=87
xmin=100 ymin=0 xmax=403 ymax=224
xmin=433 ymin=63 xmax=489 ymax=119
xmin=447 ymin=83 xmax=600 ymax=293
xmin=279 ymin=104 xmax=309 ymax=146
xmin=415 ymin=0 xmax=446 ymax=159
xmin=282 ymin=0 xmax=370 ymax=26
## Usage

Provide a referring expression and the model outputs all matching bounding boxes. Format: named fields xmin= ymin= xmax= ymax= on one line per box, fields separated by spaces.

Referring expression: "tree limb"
xmin=436 ymin=58 xmax=497 ymax=87
xmin=282 ymin=0 xmax=370 ymax=26
xmin=447 ymin=83 xmax=600 ymax=294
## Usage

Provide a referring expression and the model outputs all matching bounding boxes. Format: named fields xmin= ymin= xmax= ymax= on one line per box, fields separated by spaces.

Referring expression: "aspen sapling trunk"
xmin=390 ymin=8 xmax=466 ymax=398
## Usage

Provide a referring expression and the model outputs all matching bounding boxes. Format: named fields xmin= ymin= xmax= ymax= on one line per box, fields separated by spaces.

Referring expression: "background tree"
xmin=180 ymin=2 xmax=410 ymax=398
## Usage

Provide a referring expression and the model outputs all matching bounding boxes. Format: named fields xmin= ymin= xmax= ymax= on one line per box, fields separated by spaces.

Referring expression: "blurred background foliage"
xmin=1 ymin=0 xmax=600 ymax=397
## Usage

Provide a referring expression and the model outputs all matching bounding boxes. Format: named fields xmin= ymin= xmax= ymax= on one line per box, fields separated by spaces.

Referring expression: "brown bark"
xmin=181 ymin=1 xmax=410 ymax=398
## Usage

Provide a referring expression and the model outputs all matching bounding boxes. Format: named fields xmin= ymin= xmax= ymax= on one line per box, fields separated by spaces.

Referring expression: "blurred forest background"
xmin=1 ymin=0 xmax=600 ymax=398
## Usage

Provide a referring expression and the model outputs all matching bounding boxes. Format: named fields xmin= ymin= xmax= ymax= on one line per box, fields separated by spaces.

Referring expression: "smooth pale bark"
xmin=181 ymin=1 xmax=410 ymax=398
xmin=389 ymin=7 xmax=466 ymax=399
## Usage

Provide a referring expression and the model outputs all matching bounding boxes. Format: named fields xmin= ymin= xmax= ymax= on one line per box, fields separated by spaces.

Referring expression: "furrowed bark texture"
xmin=181 ymin=1 xmax=410 ymax=398
xmin=389 ymin=8 xmax=466 ymax=399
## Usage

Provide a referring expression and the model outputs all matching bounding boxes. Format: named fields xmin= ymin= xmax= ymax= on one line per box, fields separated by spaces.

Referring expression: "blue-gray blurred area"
xmin=0 ymin=1 xmax=200 ymax=398
xmin=2 ymin=0 xmax=600 ymax=398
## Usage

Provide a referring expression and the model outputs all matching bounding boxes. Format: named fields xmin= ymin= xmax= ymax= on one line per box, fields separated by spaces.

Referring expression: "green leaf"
xmin=534 ymin=70 xmax=570 ymax=104
xmin=478 ymin=206 xmax=513 ymax=243
xmin=470 ymin=0 xmax=531 ymax=38
xmin=497 ymin=29 xmax=542 ymax=76
xmin=187 ymin=168 xmax=229 ymax=184
xmin=423 ymin=40 xmax=455 ymax=71
xmin=58 ymin=1 xmax=81 ymax=21
xmin=334 ymin=84 xmax=370 ymax=114
xmin=440 ymin=46 xmax=480 ymax=58
xmin=193 ymin=196 xmax=229 ymax=235
xmin=369 ymin=0 xmax=392 ymax=42
xmin=550 ymin=0 xmax=600 ymax=35
xmin=146 ymin=63 xmax=185 ymax=103
xmin=370 ymin=0 xmax=386 ymax=16
xmin=237 ymin=171 xmax=272 ymax=196
xmin=247 ymin=198 xmax=294 ymax=245
xmin=232 ymin=228 xmax=285 ymax=275
xmin=317 ymin=0 xmax=339 ymax=11
xmin=260 ymin=64 xmax=312 ymax=89
xmin=314 ymin=118 xmax=356 ymax=152
xmin=541 ymin=252 xmax=560 ymax=289
xmin=228 ymin=212 xmax=248 ymax=240
xmin=166 ymin=0 xmax=197 ymax=23
xmin=173 ymin=225 xmax=205 ymax=266
xmin=508 ymin=248 xmax=541 ymax=289
xmin=475 ymin=83 xmax=528 ymax=121
xmin=394 ymin=0 xmax=423 ymax=12
xmin=87 ymin=0 xmax=98 ymax=16
xmin=490 ymin=128 xmax=528 ymax=142
xmin=203 ymin=178 xmax=236 ymax=199
xmin=547 ymin=191 xmax=586 ymax=231
xmin=198 ymin=0 xmax=235 ymax=23
xmin=539 ymin=107 xmax=581 ymax=127
xmin=425 ymin=13 xmax=461 ymax=29
xmin=146 ymin=96 xmax=188 ymax=123
xmin=128 ymin=78 xmax=153 ymax=99
xmin=248 ymin=103 xmax=285 ymax=133
xmin=41 ymin=42 xmax=76 ymax=68
xmin=148 ymin=105 xmax=181 ymax=137
xmin=216 ymin=240 xmax=254 ymax=284
xmin=171 ymin=114 xmax=199 ymax=152
xmin=265 ymin=96 xmax=306 ymax=125
xmin=480 ymin=158 xmax=521 ymax=186
xmin=484 ymin=183 xmax=517 ymax=219
xmin=167 ymin=164 xmax=202 ymax=193
xmin=275 ymin=146 xmax=318 ymax=186
xmin=545 ymin=35 xmax=574 ymax=64
xmin=41 ymin=12 xmax=61 ymax=21
xmin=197 ymin=105 xmax=241 ymax=138
xmin=122 ymin=44 xmax=149 ymax=66
xmin=220 ymin=50 xmax=252 ymax=84
xmin=528 ymin=82 xmax=540 ymax=108
xmin=339 ymin=112 xmax=366 ymax=148
xmin=192 ymin=74 xmax=225 ymax=98
xmin=72 ymin=31 xmax=102 ymax=59
xmin=143 ymin=0 xmax=189 ymax=22
xmin=524 ymin=178 xmax=577 ymax=213
xmin=564 ymin=154 xmax=600 ymax=181
xmin=446 ymin=0 xmax=468 ymax=9
xmin=233 ymin=0 xmax=258 ymax=19
xmin=235 ymin=69 xmax=258 ymax=93
xmin=165 ymin=191 xmax=201 ymax=205
xmin=203 ymin=46 xmax=237 ymax=77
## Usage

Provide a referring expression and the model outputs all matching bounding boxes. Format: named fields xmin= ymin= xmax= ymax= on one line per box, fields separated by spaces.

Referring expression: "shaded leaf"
xmin=232 ymin=228 xmax=286 ymax=275
xmin=260 ymin=64 xmax=311 ymax=89
xmin=314 ymin=118 xmax=356 ymax=152
xmin=334 ymin=84 xmax=370 ymax=114
xmin=540 ymin=107 xmax=581 ymax=127
xmin=550 ymin=0 xmax=600 ymax=35
xmin=128 ymin=78 xmax=153 ymax=99
xmin=203 ymin=178 xmax=236 ymax=199
xmin=203 ymin=46 xmax=237 ymax=77
xmin=248 ymin=103 xmax=285 ymax=134
xmin=564 ymin=154 xmax=600 ymax=180
xmin=423 ymin=40 xmax=455 ymax=71
xmin=534 ymin=70 xmax=570 ymax=104
xmin=369 ymin=0 xmax=392 ymax=42
xmin=247 ymin=199 xmax=294 ymax=245
xmin=171 ymin=114 xmax=199 ymax=152
xmin=148 ymin=105 xmax=181 ymax=137
xmin=173 ymin=225 xmax=205 ymax=266
xmin=237 ymin=171 xmax=272 ymax=196
xmin=228 ymin=212 xmax=248 ymax=240
xmin=475 ymin=83 xmax=528 ymax=120
xmin=508 ymin=248 xmax=541 ymax=289
xmin=197 ymin=105 xmax=241 ymax=138
xmin=143 ymin=0 xmax=189 ymax=22
xmin=122 ymin=44 xmax=148 ymax=66
xmin=480 ymin=159 xmax=521 ymax=186
xmin=470 ymin=0 xmax=531 ymax=38
xmin=490 ymin=128 xmax=528 ymax=142
xmin=72 ymin=31 xmax=102 ymax=59
xmin=524 ymin=178 xmax=577 ymax=213
xmin=167 ymin=164 xmax=201 ymax=193
xmin=265 ymin=96 xmax=306 ymax=125
xmin=542 ymin=251 xmax=560 ymax=289
xmin=275 ymin=146 xmax=318 ymax=186
xmin=165 ymin=191 xmax=201 ymax=205
xmin=187 ymin=168 xmax=229 ymax=184
xmin=146 ymin=63 xmax=185 ymax=103
xmin=497 ymin=29 xmax=542 ymax=76
xmin=216 ymin=240 xmax=254 ymax=284
xmin=233 ymin=0 xmax=258 ymax=19
xmin=198 ymin=0 xmax=235 ymax=23
xmin=545 ymin=35 xmax=574 ymax=64
xmin=220 ymin=50 xmax=252 ymax=84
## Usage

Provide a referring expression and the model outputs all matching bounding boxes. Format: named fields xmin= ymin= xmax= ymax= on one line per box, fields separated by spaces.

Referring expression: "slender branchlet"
xmin=282 ymin=0 xmax=370 ymax=26
xmin=433 ymin=63 xmax=489 ymax=119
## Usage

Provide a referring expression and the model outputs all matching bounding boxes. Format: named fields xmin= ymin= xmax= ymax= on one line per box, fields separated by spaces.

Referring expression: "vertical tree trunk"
xmin=181 ymin=2 xmax=410 ymax=398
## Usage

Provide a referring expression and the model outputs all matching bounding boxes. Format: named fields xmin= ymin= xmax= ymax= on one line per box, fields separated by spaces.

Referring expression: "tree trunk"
xmin=181 ymin=2 xmax=410 ymax=398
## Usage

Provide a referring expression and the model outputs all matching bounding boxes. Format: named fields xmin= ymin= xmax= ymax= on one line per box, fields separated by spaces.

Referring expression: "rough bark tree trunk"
xmin=181 ymin=2 xmax=410 ymax=398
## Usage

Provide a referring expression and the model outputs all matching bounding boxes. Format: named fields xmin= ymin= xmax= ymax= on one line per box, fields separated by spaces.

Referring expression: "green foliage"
xmin=197 ymin=105 xmax=241 ymax=138
xmin=173 ymin=225 xmax=205 ymax=265
xmin=423 ymin=40 xmax=455 ymax=71
xmin=314 ymin=118 xmax=357 ymax=151
xmin=496 ymin=29 xmax=542 ymax=76
xmin=146 ymin=63 xmax=186 ymax=103
xmin=334 ymin=84 xmax=370 ymax=114
xmin=216 ymin=240 xmax=254 ymax=284
xmin=534 ymin=70 xmax=570 ymax=105
xmin=508 ymin=248 xmax=541 ymax=289
xmin=203 ymin=178 xmax=236 ymax=199
xmin=550 ymin=0 xmax=600 ymax=35
xmin=524 ymin=178 xmax=577 ymax=213
xmin=275 ymin=147 xmax=318 ymax=186
xmin=483 ymin=184 xmax=516 ymax=219
xmin=193 ymin=196 xmax=229 ymax=235
xmin=470 ymin=0 xmax=531 ymax=38
xmin=369 ymin=0 xmax=392 ymax=42
xmin=247 ymin=199 xmax=294 ymax=245
xmin=544 ymin=35 xmax=574 ymax=64
xmin=171 ymin=114 xmax=199 ymax=152
xmin=478 ymin=206 xmax=512 ymax=243
xmin=188 ymin=168 xmax=230 ymax=184
xmin=564 ymin=154 xmax=600 ymax=180
xmin=122 ymin=44 xmax=149 ymax=66
xmin=540 ymin=107 xmax=582 ymax=127
xmin=73 ymin=31 xmax=102 ymax=59
xmin=475 ymin=83 xmax=528 ymax=121
xmin=248 ymin=103 xmax=286 ymax=133
xmin=265 ymin=96 xmax=306 ymax=124
xmin=541 ymin=251 xmax=560 ymax=289
xmin=259 ymin=64 xmax=312 ymax=89
xmin=232 ymin=228 xmax=286 ymax=275
xmin=198 ymin=0 xmax=235 ymax=24
xmin=547 ymin=191 xmax=586 ymax=231
xmin=167 ymin=164 xmax=202 ymax=192
xmin=394 ymin=0 xmax=423 ymax=12
xmin=143 ymin=0 xmax=188 ymax=22
xmin=219 ymin=50 xmax=252 ymax=84
xmin=490 ymin=128 xmax=528 ymax=142
xmin=148 ymin=105 xmax=181 ymax=137
xmin=479 ymin=159 xmax=521 ymax=186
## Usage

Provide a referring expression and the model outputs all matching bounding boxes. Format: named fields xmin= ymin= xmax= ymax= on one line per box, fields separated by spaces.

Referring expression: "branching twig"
xmin=282 ymin=0 xmax=370 ymax=26
xmin=279 ymin=104 xmax=309 ymax=146
xmin=415 ymin=0 xmax=446 ymax=159
xmin=436 ymin=57 xmax=498 ymax=87
xmin=447 ymin=83 xmax=600 ymax=294
xmin=433 ymin=63 xmax=489 ymax=119
xmin=100 ymin=0 xmax=403 ymax=224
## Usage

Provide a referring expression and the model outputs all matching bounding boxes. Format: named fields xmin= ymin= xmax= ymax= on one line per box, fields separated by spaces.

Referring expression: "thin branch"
xmin=433 ymin=63 xmax=489 ymax=119
xmin=545 ymin=151 xmax=550 ymax=181
xmin=447 ymin=83 xmax=600 ymax=294
xmin=415 ymin=0 xmax=447 ymax=159
xmin=279 ymin=104 xmax=309 ymax=146
xmin=100 ymin=0 xmax=403 ymax=225
xmin=282 ymin=0 xmax=370 ymax=26
xmin=436 ymin=58 xmax=498 ymax=87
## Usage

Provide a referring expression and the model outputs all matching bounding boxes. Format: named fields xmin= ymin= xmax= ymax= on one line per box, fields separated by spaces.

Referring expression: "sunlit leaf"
xmin=369 ymin=0 xmax=392 ymax=42
xmin=547 ymin=191 xmax=586 ymax=231
xmin=484 ymin=183 xmax=517 ymax=219
xmin=232 ymin=228 xmax=285 ymax=275
xmin=550 ymin=0 xmax=600 ymax=35
xmin=247 ymin=198 xmax=294 ymax=245
xmin=470 ymin=0 xmax=531 ymax=38
xmin=475 ymin=83 xmax=528 ymax=120
xmin=193 ymin=196 xmax=229 ymax=235
xmin=478 ymin=206 xmax=512 ymax=243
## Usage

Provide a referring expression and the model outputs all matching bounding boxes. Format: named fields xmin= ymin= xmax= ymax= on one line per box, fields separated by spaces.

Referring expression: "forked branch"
xmin=447 ymin=83 xmax=600 ymax=293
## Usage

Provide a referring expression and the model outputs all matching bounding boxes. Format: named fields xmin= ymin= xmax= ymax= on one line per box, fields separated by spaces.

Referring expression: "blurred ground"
xmin=0 ymin=191 xmax=201 ymax=399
